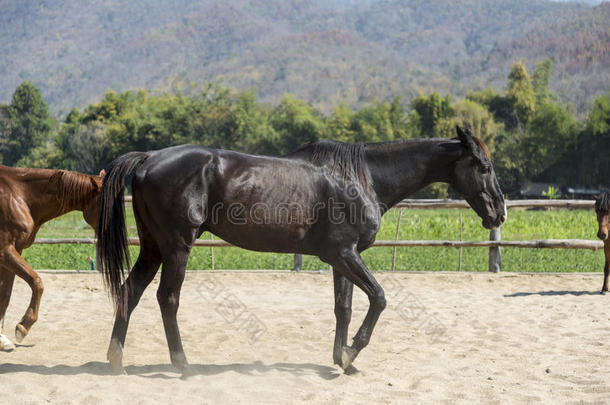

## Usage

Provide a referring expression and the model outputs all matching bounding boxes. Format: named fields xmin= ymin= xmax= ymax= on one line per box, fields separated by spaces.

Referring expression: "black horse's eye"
xmin=479 ymin=165 xmax=491 ymax=174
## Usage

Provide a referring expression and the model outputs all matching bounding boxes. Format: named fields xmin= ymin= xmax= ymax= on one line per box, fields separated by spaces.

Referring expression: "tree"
xmin=571 ymin=95 xmax=610 ymax=185
xmin=524 ymin=102 xmax=577 ymax=180
xmin=467 ymin=88 xmax=513 ymax=130
xmin=269 ymin=94 xmax=324 ymax=155
xmin=532 ymin=59 xmax=554 ymax=106
xmin=585 ymin=94 xmax=610 ymax=137
xmin=410 ymin=92 xmax=452 ymax=137
xmin=326 ymin=103 xmax=356 ymax=143
xmin=506 ymin=61 xmax=536 ymax=129
xmin=436 ymin=99 xmax=504 ymax=153
xmin=0 ymin=104 xmax=11 ymax=163
xmin=3 ymin=82 xmax=53 ymax=166
xmin=54 ymin=121 xmax=111 ymax=173
xmin=231 ymin=90 xmax=277 ymax=154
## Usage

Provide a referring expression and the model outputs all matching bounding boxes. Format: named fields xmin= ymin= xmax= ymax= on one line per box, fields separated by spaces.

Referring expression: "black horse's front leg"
xmin=328 ymin=249 xmax=386 ymax=371
xmin=332 ymin=269 xmax=353 ymax=366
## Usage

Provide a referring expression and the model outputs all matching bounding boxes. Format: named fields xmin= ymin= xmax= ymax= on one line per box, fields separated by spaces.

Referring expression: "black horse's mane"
xmin=596 ymin=191 xmax=610 ymax=212
xmin=305 ymin=140 xmax=372 ymax=191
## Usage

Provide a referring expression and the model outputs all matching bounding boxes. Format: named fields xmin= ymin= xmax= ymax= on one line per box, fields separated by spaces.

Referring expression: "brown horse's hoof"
xmin=0 ymin=334 xmax=15 ymax=351
xmin=15 ymin=323 xmax=28 ymax=343
xmin=339 ymin=346 xmax=358 ymax=371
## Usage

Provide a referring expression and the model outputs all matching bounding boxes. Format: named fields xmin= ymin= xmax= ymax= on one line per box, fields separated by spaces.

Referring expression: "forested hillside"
xmin=0 ymin=0 xmax=607 ymax=116
xmin=1 ymin=63 xmax=608 ymax=195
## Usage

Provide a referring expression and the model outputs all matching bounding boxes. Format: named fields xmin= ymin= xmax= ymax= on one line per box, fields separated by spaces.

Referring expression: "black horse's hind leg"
xmin=157 ymin=247 xmax=191 ymax=377
xmin=328 ymin=248 xmax=386 ymax=370
xmin=107 ymin=241 xmax=161 ymax=374
xmin=332 ymin=270 xmax=353 ymax=366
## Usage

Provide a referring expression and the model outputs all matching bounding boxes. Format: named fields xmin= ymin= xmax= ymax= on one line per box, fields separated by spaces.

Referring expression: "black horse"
xmin=97 ymin=126 xmax=506 ymax=377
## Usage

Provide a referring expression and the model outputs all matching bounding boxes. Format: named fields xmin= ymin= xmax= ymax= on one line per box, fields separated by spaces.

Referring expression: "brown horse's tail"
xmin=97 ymin=151 xmax=150 ymax=316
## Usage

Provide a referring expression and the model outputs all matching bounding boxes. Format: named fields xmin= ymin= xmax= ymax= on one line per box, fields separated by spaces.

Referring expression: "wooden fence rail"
xmin=34 ymin=237 xmax=603 ymax=250
xmin=36 ymin=198 xmax=599 ymax=272
xmin=394 ymin=199 xmax=595 ymax=209
xmin=123 ymin=197 xmax=596 ymax=209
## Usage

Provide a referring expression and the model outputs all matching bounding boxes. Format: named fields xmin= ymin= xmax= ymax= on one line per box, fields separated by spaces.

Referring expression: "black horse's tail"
xmin=97 ymin=151 xmax=150 ymax=316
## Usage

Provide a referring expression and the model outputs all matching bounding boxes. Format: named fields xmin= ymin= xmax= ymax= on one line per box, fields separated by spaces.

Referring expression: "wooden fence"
xmin=34 ymin=199 xmax=603 ymax=272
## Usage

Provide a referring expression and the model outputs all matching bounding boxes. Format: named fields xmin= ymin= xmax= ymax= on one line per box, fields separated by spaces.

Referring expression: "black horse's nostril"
xmin=500 ymin=214 xmax=506 ymax=223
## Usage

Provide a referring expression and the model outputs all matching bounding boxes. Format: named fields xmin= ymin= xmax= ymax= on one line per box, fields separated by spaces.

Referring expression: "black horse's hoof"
xmin=601 ymin=290 xmax=607 ymax=295
xmin=338 ymin=346 xmax=358 ymax=370
xmin=109 ymin=364 xmax=127 ymax=375
xmin=180 ymin=365 xmax=194 ymax=380
xmin=343 ymin=364 xmax=360 ymax=375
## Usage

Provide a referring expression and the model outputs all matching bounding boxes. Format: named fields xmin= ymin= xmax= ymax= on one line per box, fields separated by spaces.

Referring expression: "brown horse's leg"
xmin=332 ymin=269 xmax=353 ymax=366
xmin=328 ymin=248 xmax=386 ymax=371
xmin=107 ymin=242 xmax=162 ymax=374
xmin=601 ymin=241 xmax=610 ymax=294
xmin=603 ymin=262 xmax=609 ymax=294
xmin=156 ymin=249 xmax=190 ymax=377
xmin=0 ymin=268 xmax=16 ymax=351
xmin=0 ymin=246 xmax=43 ymax=343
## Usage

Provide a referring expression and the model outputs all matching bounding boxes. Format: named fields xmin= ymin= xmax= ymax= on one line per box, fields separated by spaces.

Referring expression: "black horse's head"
xmin=450 ymin=125 xmax=506 ymax=230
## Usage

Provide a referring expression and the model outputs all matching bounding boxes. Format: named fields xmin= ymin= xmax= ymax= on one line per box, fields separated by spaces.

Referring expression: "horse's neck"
xmin=21 ymin=172 xmax=83 ymax=225
xmin=18 ymin=179 xmax=64 ymax=225
xmin=366 ymin=139 xmax=463 ymax=210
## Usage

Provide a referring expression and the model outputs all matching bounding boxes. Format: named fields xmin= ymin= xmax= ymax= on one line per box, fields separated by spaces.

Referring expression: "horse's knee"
xmin=334 ymin=304 xmax=352 ymax=323
xmin=28 ymin=276 xmax=44 ymax=296
xmin=157 ymin=289 xmax=180 ymax=313
xmin=371 ymin=290 xmax=386 ymax=312
xmin=34 ymin=277 xmax=43 ymax=294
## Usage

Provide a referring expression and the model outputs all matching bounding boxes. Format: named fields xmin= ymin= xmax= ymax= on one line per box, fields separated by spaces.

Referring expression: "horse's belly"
xmin=206 ymin=222 xmax=309 ymax=253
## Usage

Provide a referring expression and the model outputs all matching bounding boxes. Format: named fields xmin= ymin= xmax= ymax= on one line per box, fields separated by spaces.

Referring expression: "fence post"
xmin=293 ymin=254 xmax=302 ymax=272
xmin=210 ymin=233 xmax=215 ymax=270
xmin=488 ymin=227 xmax=501 ymax=273
xmin=391 ymin=208 xmax=403 ymax=271
xmin=458 ymin=211 xmax=463 ymax=271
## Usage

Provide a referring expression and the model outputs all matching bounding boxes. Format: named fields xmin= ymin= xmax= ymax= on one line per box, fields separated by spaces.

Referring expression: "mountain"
xmin=551 ymin=0 xmax=605 ymax=4
xmin=484 ymin=2 xmax=609 ymax=110
xmin=0 ymin=0 xmax=606 ymax=116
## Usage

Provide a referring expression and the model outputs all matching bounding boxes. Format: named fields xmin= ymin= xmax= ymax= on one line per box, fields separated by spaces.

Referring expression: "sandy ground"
xmin=0 ymin=270 xmax=609 ymax=404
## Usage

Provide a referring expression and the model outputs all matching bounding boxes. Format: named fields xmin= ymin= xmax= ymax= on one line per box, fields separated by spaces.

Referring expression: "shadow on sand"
xmin=504 ymin=290 xmax=601 ymax=297
xmin=0 ymin=360 xmax=342 ymax=380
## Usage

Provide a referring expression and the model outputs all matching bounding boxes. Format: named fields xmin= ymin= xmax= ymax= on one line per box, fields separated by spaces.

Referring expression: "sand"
xmin=0 ymin=270 xmax=609 ymax=404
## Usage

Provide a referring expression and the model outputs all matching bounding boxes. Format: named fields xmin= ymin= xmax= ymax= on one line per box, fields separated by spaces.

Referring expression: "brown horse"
xmin=595 ymin=192 xmax=610 ymax=294
xmin=0 ymin=166 xmax=104 ymax=351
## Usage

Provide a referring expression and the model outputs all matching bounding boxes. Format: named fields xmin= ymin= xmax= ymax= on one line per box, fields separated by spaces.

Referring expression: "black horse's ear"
xmin=456 ymin=125 xmax=477 ymax=151
xmin=594 ymin=195 xmax=599 ymax=201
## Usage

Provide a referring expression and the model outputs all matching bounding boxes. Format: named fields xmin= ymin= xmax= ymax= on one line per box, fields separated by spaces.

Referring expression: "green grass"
xmin=22 ymin=207 xmax=605 ymax=272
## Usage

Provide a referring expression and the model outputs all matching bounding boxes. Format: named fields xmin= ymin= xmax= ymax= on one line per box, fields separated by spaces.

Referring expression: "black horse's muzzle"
xmin=482 ymin=209 xmax=507 ymax=230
